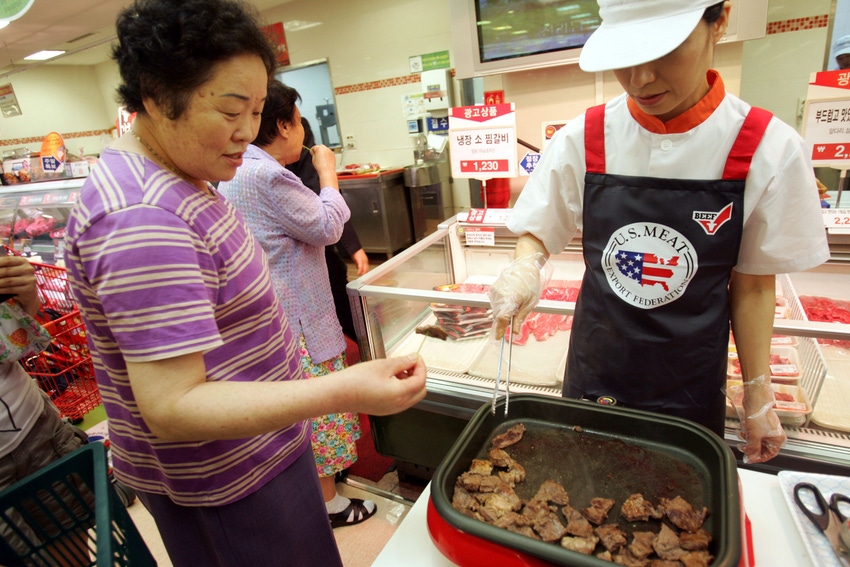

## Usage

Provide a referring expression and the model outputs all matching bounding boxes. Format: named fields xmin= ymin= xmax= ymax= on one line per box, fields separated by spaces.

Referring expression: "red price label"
xmin=811 ymin=143 xmax=850 ymax=161
xmin=459 ymin=160 xmax=509 ymax=173
xmin=823 ymin=209 xmax=850 ymax=228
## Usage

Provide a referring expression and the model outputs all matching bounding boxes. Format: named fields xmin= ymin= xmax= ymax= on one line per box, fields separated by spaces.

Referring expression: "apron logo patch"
xmin=596 ymin=396 xmax=617 ymax=405
xmin=601 ymin=222 xmax=698 ymax=310
xmin=692 ymin=202 xmax=733 ymax=235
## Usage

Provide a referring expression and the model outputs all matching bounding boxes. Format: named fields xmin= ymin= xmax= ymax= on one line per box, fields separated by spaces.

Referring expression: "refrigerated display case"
xmin=347 ymin=212 xmax=850 ymax=478
xmin=0 ymin=177 xmax=84 ymax=263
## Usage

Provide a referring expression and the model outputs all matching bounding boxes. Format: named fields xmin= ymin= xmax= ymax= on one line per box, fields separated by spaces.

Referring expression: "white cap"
xmin=579 ymin=0 xmax=722 ymax=73
xmin=835 ymin=35 xmax=850 ymax=58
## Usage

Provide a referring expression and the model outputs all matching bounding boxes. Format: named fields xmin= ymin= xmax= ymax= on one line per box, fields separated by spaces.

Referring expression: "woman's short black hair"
xmin=113 ymin=0 xmax=278 ymax=120
xmin=703 ymin=1 xmax=726 ymax=24
xmin=254 ymin=80 xmax=301 ymax=147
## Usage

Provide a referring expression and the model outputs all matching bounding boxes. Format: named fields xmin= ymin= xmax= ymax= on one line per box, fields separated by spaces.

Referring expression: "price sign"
xmin=803 ymin=99 xmax=850 ymax=166
xmin=463 ymin=226 xmax=496 ymax=246
xmin=823 ymin=208 xmax=850 ymax=230
xmin=449 ymin=104 xmax=517 ymax=179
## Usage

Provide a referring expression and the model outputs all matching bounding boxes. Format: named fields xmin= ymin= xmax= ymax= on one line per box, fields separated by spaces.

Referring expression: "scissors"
xmin=794 ymin=482 xmax=850 ymax=566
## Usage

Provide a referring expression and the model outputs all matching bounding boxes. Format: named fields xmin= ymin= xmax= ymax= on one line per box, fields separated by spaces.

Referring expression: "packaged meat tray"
xmin=799 ymin=295 xmax=850 ymax=349
xmin=727 ymin=346 xmax=801 ymax=385
xmin=726 ymin=381 xmax=812 ymax=426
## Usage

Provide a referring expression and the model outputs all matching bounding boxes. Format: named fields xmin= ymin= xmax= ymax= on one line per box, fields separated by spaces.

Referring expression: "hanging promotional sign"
xmin=262 ymin=22 xmax=290 ymax=66
xmin=803 ymin=71 xmax=850 ymax=168
xmin=448 ymin=103 xmax=517 ymax=178
xmin=0 ymin=0 xmax=35 ymax=21
xmin=39 ymin=132 xmax=66 ymax=173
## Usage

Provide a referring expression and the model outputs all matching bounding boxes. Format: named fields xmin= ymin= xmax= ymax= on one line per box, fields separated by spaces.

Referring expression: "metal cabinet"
xmin=338 ymin=169 xmax=413 ymax=258
xmin=347 ymin=214 xmax=850 ymax=478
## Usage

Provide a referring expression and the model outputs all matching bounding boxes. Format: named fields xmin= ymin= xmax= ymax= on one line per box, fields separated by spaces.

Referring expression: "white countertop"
xmin=373 ymin=468 xmax=814 ymax=566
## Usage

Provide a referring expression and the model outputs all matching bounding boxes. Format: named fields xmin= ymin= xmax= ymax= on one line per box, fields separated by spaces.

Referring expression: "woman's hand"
xmin=0 ymin=255 xmax=40 ymax=316
xmin=310 ymin=145 xmax=340 ymax=191
xmin=351 ymin=249 xmax=369 ymax=276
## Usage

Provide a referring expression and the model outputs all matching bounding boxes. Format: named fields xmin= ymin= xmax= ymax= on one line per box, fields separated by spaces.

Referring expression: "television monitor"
xmin=450 ymin=0 xmax=769 ymax=78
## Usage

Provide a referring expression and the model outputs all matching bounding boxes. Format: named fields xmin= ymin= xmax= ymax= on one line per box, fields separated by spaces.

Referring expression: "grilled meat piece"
xmin=468 ymin=458 xmax=493 ymax=476
xmin=563 ymin=505 xmax=595 ymax=538
xmin=680 ymin=550 xmax=714 ymax=567
xmin=612 ymin=547 xmax=651 ymax=566
xmin=583 ymin=497 xmax=616 ymax=525
xmin=521 ymin=499 xmax=555 ymax=524
xmin=493 ymin=511 xmax=522 ymax=529
xmin=679 ymin=529 xmax=712 ymax=551
xmin=597 ymin=550 xmax=613 ymax=561
xmin=595 ymin=524 xmax=628 ymax=553
xmin=621 ymin=493 xmax=662 ymax=522
xmin=561 ymin=535 xmax=599 ymax=555
xmin=628 ymin=531 xmax=657 ymax=559
xmin=415 ymin=324 xmax=449 ymax=340
xmin=533 ymin=512 xmax=568 ymax=543
xmin=488 ymin=447 xmax=513 ymax=468
xmin=532 ymin=480 xmax=570 ymax=506
xmin=660 ymin=496 xmax=708 ymax=533
xmin=491 ymin=423 xmax=526 ymax=448
xmin=451 ymin=485 xmax=479 ymax=513
xmin=498 ymin=461 xmax=527 ymax=487
xmin=507 ymin=524 xmax=540 ymax=539
xmin=652 ymin=523 xmax=684 ymax=561
xmin=458 ymin=472 xmax=502 ymax=493
xmin=648 ymin=561 xmax=685 ymax=567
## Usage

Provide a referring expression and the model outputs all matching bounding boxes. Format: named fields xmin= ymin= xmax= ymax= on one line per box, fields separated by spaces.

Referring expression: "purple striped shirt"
xmin=64 ymin=148 xmax=309 ymax=506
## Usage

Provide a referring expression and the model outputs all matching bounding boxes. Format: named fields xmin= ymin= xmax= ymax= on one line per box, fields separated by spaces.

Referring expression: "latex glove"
xmin=735 ymin=375 xmax=786 ymax=464
xmin=489 ymin=252 xmax=551 ymax=340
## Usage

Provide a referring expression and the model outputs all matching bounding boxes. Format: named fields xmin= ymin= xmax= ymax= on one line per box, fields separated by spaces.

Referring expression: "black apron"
xmin=564 ymin=104 xmax=772 ymax=435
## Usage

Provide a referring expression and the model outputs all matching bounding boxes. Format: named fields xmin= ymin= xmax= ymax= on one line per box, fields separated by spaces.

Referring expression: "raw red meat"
xmin=799 ymin=296 xmax=850 ymax=348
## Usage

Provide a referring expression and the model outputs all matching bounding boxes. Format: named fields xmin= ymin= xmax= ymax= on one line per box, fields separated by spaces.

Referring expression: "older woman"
xmin=219 ymin=81 xmax=375 ymax=528
xmin=62 ymin=1 xmax=426 ymax=565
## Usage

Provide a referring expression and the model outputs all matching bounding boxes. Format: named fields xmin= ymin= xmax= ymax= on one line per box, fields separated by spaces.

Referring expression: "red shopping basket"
xmin=31 ymin=262 xmax=77 ymax=315
xmin=23 ymin=310 xmax=101 ymax=424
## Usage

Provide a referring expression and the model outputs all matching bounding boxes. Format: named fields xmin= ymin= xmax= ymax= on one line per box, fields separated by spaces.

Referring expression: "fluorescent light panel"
xmin=24 ymin=50 xmax=65 ymax=61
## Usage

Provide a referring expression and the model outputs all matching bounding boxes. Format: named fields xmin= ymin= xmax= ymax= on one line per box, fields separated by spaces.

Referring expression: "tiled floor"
xmin=126 ymin=469 xmax=426 ymax=567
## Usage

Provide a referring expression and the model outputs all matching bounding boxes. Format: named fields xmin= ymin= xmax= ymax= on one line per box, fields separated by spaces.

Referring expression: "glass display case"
xmin=0 ymin=178 xmax=85 ymax=264
xmin=347 ymin=212 xmax=850 ymax=478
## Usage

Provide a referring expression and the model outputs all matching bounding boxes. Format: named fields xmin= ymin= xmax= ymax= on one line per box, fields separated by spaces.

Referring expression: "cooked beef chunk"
xmin=507 ymin=524 xmax=539 ymax=539
xmin=679 ymin=529 xmax=712 ymax=551
xmin=612 ymin=547 xmax=651 ymax=566
xmin=533 ymin=512 xmax=568 ymax=542
xmin=563 ymin=505 xmax=596 ymax=538
xmin=468 ymin=458 xmax=494 ymax=476
xmin=652 ymin=523 xmax=684 ymax=561
xmin=561 ymin=535 xmax=600 ymax=555
xmin=595 ymin=524 xmax=628 ymax=553
xmin=621 ymin=493 xmax=662 ymax=522
xmin=458 ymin=472 xmax=502 ymax=493
xmin=660 ymin=496 xmax=708 ymax=533
xmin=532 ymin=480 xmax=571 ymax=505
xmin=680 ymin=550 xmax=713 ymax=567
xmin=583 ymin=497 xmax=616 ymax=525
xmin=647 ymin=560 xmax=683 ymax=567
xmin=491 ymin=423 xmax=526 ymax=448
xmin=597 ymin=550 xmax=613 ymax=561
xmin=629 ymin=531 xmax=657 ymax=559
xmin=488 ymin=447 xmax=513 ymax=468
xmin=451 ymin=485 xmax=479 ymax=512
xmin=479 ymin=489 xmax=523 ymax=523
xmin=499 ymin=461 xmax=527 ymax=487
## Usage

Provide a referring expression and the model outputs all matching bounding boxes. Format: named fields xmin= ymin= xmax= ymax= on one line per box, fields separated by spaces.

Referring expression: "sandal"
xmin=329 ymin=498 xmax=377 ymax=528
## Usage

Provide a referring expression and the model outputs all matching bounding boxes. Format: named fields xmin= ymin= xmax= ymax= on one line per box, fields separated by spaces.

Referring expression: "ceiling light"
xmin=284 ymin=20 xmax=322 ymax=32
xmin=24 ymin=50 xmax=66 ymax=61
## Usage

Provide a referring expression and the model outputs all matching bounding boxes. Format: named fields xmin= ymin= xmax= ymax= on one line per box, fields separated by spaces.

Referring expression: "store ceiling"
xmin=0 ymin=0 xmax=291 ymax=79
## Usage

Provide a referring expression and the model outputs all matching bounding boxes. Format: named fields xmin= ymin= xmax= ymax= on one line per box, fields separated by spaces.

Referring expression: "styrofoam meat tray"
xmin=390 ymin=316 xmax=487 ymax=374
xmin=467 ymin=330 xmax=569 ymax=388
xmin=811 ymin=345 xmax=850 ymax=432
xmin=778 ymin=470 xmax=850 ymax=567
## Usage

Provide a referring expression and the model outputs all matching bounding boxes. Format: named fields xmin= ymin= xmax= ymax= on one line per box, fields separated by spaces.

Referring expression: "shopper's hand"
xmin=0 ymin=255 xmax=39 ymax=316
xmin=344 ymin=354 xmax=427 ymax=415
xmin=310 ymin=144 xmax=339 ymax=189
xmin=738 ymin=375 xmax=786 ymax=463
xmin=351 ymin=249 xmax=369 ymax=276
xmin=489 ymin=253 xmax=548 ymax=340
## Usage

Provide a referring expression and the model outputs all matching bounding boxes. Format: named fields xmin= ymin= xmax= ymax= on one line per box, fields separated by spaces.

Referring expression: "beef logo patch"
xmin=601 ymin=222 xmax=698 ymax=310
xmin=692 ymin=202 xmax=733 ymax=235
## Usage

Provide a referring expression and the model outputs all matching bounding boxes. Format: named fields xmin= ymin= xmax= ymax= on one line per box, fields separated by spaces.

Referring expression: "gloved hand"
xmin=489 ymin=253 xmax=551 ymax=340
xmin=734 ymin=375 xmax=786 ymax=464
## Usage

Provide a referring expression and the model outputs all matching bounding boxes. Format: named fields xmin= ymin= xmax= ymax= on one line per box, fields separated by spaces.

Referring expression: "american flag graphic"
xmin=616 ymin=250 xmax=679 ymax=292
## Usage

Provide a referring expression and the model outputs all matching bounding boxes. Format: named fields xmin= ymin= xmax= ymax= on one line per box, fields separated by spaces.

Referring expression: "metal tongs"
xmin=493 ymin=316 xmax=513 ymax=416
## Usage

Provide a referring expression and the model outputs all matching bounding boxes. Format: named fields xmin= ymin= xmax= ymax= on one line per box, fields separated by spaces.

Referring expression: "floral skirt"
xmin=299 ymin=334 xmax=361 ymax=478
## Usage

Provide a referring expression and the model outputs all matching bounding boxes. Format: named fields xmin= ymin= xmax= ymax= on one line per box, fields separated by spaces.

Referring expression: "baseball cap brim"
xmin=579 ymin=8 xmax=706 ymax=73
